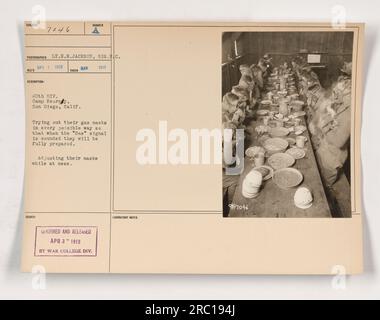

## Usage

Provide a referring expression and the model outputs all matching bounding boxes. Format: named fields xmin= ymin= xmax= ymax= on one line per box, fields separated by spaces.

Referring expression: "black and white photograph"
xmin=222 ymin=31 xmax=354 ymax=218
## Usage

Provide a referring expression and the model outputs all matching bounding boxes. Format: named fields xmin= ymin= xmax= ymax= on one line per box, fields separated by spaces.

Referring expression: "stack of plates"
xmin=253 ymin=165 xmax=274 ymax=181
xmin=242 ymin=170 xmax=263 ymax=199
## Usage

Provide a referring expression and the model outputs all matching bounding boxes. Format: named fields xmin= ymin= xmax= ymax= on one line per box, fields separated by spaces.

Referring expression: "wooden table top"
xmin=228 ymin=115 xmax=331 ymax=218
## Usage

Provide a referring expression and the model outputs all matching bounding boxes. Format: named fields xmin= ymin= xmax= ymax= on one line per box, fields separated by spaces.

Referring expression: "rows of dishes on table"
xmin=242 ymin=66 xmax=314 ymax=210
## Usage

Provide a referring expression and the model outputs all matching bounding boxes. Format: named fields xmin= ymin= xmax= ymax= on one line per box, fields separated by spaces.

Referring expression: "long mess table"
xmin=228 ymin=114 xmax=332 ymax=218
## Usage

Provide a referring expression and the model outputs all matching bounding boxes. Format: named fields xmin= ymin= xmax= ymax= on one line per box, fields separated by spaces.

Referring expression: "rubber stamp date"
xmin=34 ymin=226 xmax=98 ymax=257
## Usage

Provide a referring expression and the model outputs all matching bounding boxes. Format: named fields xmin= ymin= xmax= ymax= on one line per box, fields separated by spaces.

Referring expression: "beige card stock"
xmin=22 ymin=22 xmax=364 ymax=274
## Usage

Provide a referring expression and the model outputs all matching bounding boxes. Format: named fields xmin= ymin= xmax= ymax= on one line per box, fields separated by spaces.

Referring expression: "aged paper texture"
xmin=22 ymin=22 xmax=364 ymax=274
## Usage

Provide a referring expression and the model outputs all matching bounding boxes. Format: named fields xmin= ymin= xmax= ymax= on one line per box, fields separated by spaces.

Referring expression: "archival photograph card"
xmin=22 ymin=22 xmax=364 ymax=274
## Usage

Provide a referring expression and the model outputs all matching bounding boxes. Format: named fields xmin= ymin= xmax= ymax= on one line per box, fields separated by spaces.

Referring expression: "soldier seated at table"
xmin=306 ymin=90 xmax=334 ymax=138
xmin=222 ymin=92 xmax=240 ymax=125
xmin=299 ymin=67 xmax=327 ymax=119
xmin=315 ymin=62 xmax=352 ymax=187
xmin=231 ymin=85 xmax=250 ymax=123
xmin=250 ymin=64 xmax=264 ymax=98
xmin=308 ymin=99 xmax=335 ymax=148
xmin=238 ymin=74 xmax=257 ymax=109
xmin=291 ymin=56 xmax=307 ymax=78
xmin=279 ymin=61 xmax=291 ymax=75
xmin=239 ymin=64 xmax=253 ymax=78
xmin=262 ymin=53 xmax=273 ymax=75
xmin=257 ymin=58 xmax=269 ymax=83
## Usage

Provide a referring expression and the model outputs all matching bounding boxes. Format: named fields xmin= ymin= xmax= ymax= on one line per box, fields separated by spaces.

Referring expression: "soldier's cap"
xmin=263 ymin=53 xmax=273 ymax=61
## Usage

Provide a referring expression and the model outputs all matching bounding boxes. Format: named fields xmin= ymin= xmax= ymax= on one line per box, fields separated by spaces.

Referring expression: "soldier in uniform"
xmin=291 ymin=55 xmax=307 ymax=79
xmin=238 ymin=74 xmax=257 ymax=110
xmin=222 ymin=92 xmax=243 ymax=127
xmin=250 ymin=64 xmax=264 ymax=99
xmin=262 ymin=53 xmax=274 ymax=75
xmin=300 ymin=67 xmax=326 ymax=113
xmin=239 ymin=64 xmax=253 ymax=78
xmin=298 ymin=66 xmax=335 ymax=151
xmin=231 ymin=85 xmax=251 ymax=126
xmin=315 ymin=62 xmax=352 ymax=186
xmin=257 ymin=58 xmax=269 ymax=85
xmin=302 ymin=72 xmax=330 ymax=136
